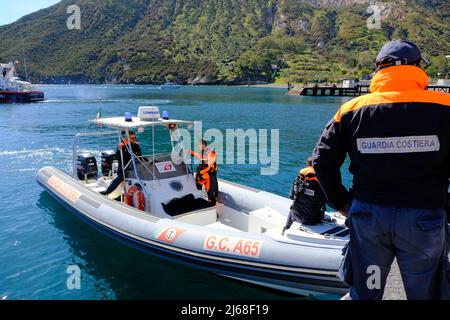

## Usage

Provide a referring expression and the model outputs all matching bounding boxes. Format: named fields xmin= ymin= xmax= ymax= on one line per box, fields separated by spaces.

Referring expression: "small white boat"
xmin=36 ymin=106 xmax=349 ymax=297
xmin=159 ymin=82 xmax=181 ymax=90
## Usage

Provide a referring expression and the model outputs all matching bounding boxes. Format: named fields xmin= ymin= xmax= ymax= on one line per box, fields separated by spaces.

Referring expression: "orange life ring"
xmin=125 ymin=185 xmax=145 ymax=210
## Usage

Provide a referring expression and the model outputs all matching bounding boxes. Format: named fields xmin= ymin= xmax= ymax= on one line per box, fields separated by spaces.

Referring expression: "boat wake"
xmin=0 ymin=147 xmax=72 ymax=174
xmin=0 ymin=147 xmax=66 ymax=159
xmin=42 ymin=99 xmax=121 ymax=103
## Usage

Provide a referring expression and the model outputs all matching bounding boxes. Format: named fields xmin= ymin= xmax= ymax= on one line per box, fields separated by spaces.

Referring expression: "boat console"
xmin=124 ymin=153 xmax=191 ymax=180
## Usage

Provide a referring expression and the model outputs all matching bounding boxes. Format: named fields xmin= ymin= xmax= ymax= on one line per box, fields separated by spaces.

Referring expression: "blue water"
xmin=0 ymin=85 xmax=352 ymax=300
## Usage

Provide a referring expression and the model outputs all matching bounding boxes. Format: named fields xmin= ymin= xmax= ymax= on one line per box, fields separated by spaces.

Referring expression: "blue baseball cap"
xmin=376 ymin=40 xmax=423 ymax=69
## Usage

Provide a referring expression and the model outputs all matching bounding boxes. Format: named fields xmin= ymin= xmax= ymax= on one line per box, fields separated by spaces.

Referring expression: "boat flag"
xmin=96 ymin=108 xmax=102 ymax=127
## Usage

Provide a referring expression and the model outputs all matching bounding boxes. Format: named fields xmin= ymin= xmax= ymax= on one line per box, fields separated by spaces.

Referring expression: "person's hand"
xmin=338 ymin=205 xmax=349 ymax=217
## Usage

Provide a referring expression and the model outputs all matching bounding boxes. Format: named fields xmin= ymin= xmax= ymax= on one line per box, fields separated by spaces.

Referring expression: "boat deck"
xmin=82 ymin=177 xmax=348 ymax=244
xmin=207 ymin=221 xmax=241 ymax=232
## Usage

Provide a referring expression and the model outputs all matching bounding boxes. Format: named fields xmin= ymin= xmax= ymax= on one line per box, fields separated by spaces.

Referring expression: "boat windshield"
xmin=135 ymin=125 xmax=176 ymax=155
xmin=117 ymin=123 xmax=193 ymax=182
xmin=76 ymin=114 xmax=195 ymax=184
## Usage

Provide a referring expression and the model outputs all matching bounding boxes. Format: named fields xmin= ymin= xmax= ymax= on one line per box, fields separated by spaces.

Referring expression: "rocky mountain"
xmin=299 ymin=0 xmax=370 ymax=6
xmin=0 ymin=0 xmax=448 ymax=84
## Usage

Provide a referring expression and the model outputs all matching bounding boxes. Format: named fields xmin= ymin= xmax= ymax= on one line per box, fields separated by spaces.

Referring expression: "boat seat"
xmin=174 ymin=207 xmax=218 ymax=226
xmin=248 ymin=206 xmax=286 ymax=234
xmin=94 ymin=176 xmax=123 ymax=199
xmin=207 ymin=222 xmax=240 ymax=232
xmin=162 ymin=194 xmax=214 ymax=217
xmin=96 ymin=176 xmax=111 ymax=188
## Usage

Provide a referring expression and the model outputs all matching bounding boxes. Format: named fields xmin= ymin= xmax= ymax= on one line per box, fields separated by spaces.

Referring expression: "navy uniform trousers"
xmin=105 ymin=166 xmax=124 ymax=194
xmin=339 ymin=199 xmax=449 ymax=300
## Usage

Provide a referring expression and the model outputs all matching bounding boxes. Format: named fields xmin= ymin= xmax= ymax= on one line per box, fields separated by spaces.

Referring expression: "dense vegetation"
xmin=0 ymin=0 xmax=448 ymax=84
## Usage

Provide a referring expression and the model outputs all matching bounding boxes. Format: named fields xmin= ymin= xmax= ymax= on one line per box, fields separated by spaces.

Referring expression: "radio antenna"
xmin=21 ymin=39 xmax=29 ymax=82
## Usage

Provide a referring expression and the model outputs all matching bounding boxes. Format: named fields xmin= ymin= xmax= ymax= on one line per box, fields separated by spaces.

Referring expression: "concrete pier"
xmin=340 ymin=260 xmax=407 ymax=300
xmin=383 ymin=260 xmax=407 ymax=300
xmin=287 ymin=84 xmax=450 ymax=97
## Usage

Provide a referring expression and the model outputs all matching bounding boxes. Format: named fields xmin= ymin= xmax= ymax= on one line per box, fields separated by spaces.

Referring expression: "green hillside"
xmin=0 ymin=0 xmax=448 ymax=84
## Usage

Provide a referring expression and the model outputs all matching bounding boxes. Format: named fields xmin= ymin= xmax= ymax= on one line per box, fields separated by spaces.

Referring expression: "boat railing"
xmin=72 ymin=131 xmax=118 ymax=180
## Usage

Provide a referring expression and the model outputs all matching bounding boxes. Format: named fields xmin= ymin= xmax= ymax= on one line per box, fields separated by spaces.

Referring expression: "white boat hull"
xmin=37 ymin=166 xmax=349 ymax=297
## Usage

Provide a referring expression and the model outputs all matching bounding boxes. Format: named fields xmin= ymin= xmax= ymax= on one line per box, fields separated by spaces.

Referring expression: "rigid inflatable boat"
xmin=37 ymin=107 xmax=349 ymax=297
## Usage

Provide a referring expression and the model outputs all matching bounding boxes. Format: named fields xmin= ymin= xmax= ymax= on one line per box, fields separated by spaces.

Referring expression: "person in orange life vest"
xmin=187 ymin=140 xmax=218 ymax=205
xmin=282 ymin=157 xmax=327 ymax=235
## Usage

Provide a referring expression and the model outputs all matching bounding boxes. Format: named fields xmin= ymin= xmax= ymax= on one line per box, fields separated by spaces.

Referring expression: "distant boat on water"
xmin=0 ymin=62 xmax=45 ymax=103
xmin=159 ymin=82 xmax=181 ymax=90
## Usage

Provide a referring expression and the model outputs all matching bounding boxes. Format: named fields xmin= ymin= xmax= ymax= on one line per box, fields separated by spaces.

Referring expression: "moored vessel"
xmin=0 ymin=62 xmax=45 ymax=103
xmin=159 ymin=82 xmax=181 ymax=90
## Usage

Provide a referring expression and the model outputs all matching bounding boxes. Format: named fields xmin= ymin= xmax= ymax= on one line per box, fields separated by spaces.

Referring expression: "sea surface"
xmin=0 ymin=85 xmax=353 ymax=300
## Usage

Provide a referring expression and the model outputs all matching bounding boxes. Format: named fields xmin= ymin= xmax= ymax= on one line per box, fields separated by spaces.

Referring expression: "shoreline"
xmin=36 ymin=82 xmax=294 ymax=89
xmin=247 ymin=83 xmax=290 ymax=89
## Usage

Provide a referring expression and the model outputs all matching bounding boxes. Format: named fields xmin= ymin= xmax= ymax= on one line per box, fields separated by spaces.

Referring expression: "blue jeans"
xmin=106 ymin=166 xmax=124 ymax=194
xmin=339 ymin=199 xmax=449 ymax=300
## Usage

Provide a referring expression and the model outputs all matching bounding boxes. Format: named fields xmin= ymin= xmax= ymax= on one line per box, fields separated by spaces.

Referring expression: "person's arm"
xmin=189 ymin=150 xmax=204 ymax=160
xmin=288 ymin=179 xmax=296 ymax=200
xmin=199 ymin=166 xmax=210 ymax=175
xmin=314 ymin=180 xmax=328 ymax=203
xmin=313 ymin=181 xmax=328 ymax=213
xmin=312 ymin=118 xmax=349 ymax=212
xmin=135 ymin=143 xmax=142 ymax=157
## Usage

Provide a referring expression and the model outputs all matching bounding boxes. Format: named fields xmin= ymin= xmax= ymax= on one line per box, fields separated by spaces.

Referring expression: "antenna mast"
xmin=21 ymin=39 xmax=29 ymax=82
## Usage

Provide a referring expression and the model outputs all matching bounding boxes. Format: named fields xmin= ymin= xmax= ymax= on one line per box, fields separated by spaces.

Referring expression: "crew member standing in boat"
xmin=312 ymin=40 xmax=450 ymax=300
xmin=282 ymin=157 xmax=327 ymax=235
xmin=188 ymin=140 xmax=218 ymax=205
xmin=101 ymin=131 xmax=142 ymax=195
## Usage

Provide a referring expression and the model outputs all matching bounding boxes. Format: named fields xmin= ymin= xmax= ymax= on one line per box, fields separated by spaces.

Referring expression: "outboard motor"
xmin=77 ymin=152 xmax=98 ymax=180
xmin=101 ymin=150 xmax=117 ymax=176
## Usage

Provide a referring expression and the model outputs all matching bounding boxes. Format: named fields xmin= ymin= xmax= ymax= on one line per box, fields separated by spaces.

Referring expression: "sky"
xmin=0 ymin=0 xmax=61 ymax=26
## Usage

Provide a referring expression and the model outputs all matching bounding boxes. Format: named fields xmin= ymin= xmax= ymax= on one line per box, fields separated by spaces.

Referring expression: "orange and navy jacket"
xmin=116 ymin=140 xmax=142 ymax=168
xmin=289 ymin=166 xmax=327 ymax=222
xmin=312 ymin=65 xmax=450 ymax=210
xmin=190 ymin=148 xmax=218 ymax=175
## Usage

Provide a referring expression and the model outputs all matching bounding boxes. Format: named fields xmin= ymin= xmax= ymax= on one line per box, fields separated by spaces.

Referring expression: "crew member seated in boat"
xmin=187 ymin=140 xmax=218 ymax=205
xmin=101 ymin=131 xmax=142 ymax=195
xmin=282 ymin=158 xmax=327 ymax=234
